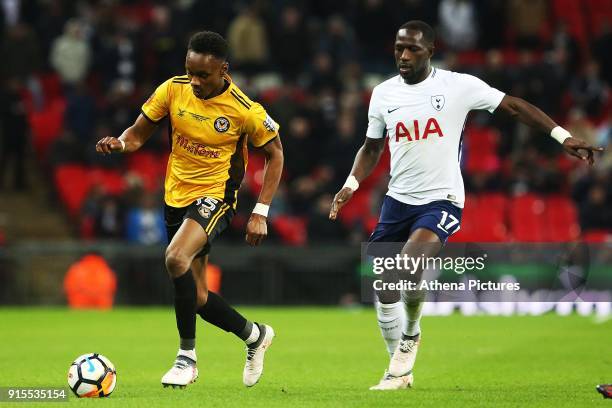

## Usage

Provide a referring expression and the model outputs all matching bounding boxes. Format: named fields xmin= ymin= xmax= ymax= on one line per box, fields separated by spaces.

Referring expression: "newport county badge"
xmin=214 ymin=117 xmax=230 ymax=132
xmin=431 ymin=95 xmax=445 ymax=111
xmin=198 ymin=206 xmax=212 ymax=219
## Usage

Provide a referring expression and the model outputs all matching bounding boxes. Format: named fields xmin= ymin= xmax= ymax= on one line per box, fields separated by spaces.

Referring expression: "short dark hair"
xmin=398 ymin=20 xmax=435 ymax=46
xmin=188 ymin=31 xmax=228 ymax=59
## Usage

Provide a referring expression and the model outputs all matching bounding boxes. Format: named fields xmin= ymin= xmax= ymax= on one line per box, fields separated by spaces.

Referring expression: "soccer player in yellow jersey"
xmin=95 ymin=31 xmax=284 ymax=389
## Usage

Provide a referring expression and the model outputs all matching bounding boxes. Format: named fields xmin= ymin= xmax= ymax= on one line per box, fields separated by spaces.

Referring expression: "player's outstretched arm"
xmin=496 ymin=95 xmax=604 ymax=165
xmin=95 ymin=114 xmax=158 ymax=155
xmin=329 ymin=137 xmax=386 ymax=220
xmin=245 ymin=137 xmax=284 ymax=246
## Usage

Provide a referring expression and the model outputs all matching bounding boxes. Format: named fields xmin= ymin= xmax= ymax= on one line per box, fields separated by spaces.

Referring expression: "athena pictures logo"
xmin=214 ymin=117 xmax=230 ymax=132
xmin=431 ymin=95 xmax=445 ymax=111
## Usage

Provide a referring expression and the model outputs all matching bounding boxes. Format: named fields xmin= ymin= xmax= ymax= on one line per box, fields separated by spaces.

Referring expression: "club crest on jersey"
xmin=431 ymin=95 xmax=445 ymax=111
xmin=214 ymin=117 xmax=230 ymax=132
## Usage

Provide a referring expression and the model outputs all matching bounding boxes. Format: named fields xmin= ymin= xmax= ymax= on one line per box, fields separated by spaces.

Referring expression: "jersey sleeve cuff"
xmin=488 ymin=91 xmax=506 ymax=113
xmin=365 ymin=130 xmax=385 ymax=139
xmin=251 ymin=135 xmax=279 ymax=148
xmin=141 ymin=109 xmax=165 ymax=124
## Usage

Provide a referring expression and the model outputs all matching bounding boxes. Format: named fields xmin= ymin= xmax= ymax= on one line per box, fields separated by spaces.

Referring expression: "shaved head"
xmin=398 ymin=20 xmax=435 ymax=49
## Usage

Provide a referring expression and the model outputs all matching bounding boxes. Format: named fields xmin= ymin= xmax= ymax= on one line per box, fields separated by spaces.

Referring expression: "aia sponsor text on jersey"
xmin=394 ymin=118 xmax=443 ymax=142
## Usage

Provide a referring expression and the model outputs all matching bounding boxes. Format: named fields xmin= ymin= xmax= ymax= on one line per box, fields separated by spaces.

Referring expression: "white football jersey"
xmin=366 ymin=67 xmax=505 ymax=208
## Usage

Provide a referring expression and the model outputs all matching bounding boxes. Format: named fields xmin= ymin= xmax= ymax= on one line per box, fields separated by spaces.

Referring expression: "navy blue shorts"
xmin=368 ymin=196 xmax=462 ymax=244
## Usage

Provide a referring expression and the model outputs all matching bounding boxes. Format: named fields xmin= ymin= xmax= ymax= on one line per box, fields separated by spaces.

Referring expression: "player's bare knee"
xmin=196 ymin=288 xmax=208 ymax=308
xmin=165 ymin=248 xmax=191 ymax=277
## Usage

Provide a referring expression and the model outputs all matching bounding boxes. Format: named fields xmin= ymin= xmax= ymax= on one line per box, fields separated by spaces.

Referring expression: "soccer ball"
xmin=67 ymin=353 xmax=116 ymax=398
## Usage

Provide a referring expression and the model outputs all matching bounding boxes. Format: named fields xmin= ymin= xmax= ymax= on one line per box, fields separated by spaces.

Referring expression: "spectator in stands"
xmin=595 ymin=111 xmax=612 ymax=170
xmin=50 ymin=19 xmax=91 ymax=87
xmin=147 ymin=5 xmax=182 ymax=84
xmin=577 ymin=182 xmax=612 ymax=231
xmin=227 ymin=3 xmax=269 ymax=74
xmin=507 ymin=0 xmax=548 ymax=49
xmin=270 ymin=6 xmax=311 ymax=81
xmin=0 ymin=22 xmax=41 ymax=81
xmin=64 ymin=81 xmax=97 ymax=140
xmin=338 ymin=62 xmax=365 ymax=93
xmin=480 ymin=49 xmax=511 ymax=93
xmin=101 ymin=84 xmax=141 ymax=141
xmin=477 ymin=0 xmax=506 ymax=50
xmin=513 ymin=51 xmax=543 ymax=103
xmin=570 ymin=60 xmax=609 ymax=117
xmin=267 ymin=83 xmax=302 ymax=132
xmin=0 ymin=77 xmax=30 ymax=191
xmin=566 ymin=108 xmax=598 ymax=148
xmin=591 ymin=21 xmax=611 ymax=86
xmin=125 ymin=192 xmax=165 ymax=245
xmin=82 ymin=186 xmax=124 ymax=239
xmin=324 ymin=112 xmax=363 ymax=189
xmin=87 ymin=124 xmax=124 ymax=167
xmin=438 ymin=0 xmax=478 ymax=51
xmin=283 ymin=115 xmax=318 ymax=182
xmin=48 ymin=130 xmax=84 ymax=166
xmin=317 ymin=15 xmax=357 ymax=69
xmin=6 ymin=0 xmax=610 ymax=241
xmin=548 ymin=21 xmax=581 ymax=79
xmin=308 ymin=193 xmax=349 ymax=241
xmin=353 ymin=0 xmax=395 ymax=69
xmin=29 ymin=0 xmax=70 ymax=70
xmin=94 ymin=22 xmax=140 ymax=93
xmin=308 ymin=52 xmax=338 ymax=93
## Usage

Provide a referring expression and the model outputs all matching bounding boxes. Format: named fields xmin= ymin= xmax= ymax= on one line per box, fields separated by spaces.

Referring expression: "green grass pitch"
xmin=1 ymin=307 xmax=610 ymax=407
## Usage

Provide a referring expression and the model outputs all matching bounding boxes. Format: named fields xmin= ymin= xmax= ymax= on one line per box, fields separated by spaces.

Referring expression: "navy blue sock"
xmin=172 ymin=272 xmax=197 ymax=343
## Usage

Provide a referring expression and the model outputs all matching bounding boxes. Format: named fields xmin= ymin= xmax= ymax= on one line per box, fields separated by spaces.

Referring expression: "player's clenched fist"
xmin=95 ymin=136 xmax=124 ymax=155
xmin=245 ymin=213 xmax=267 ymax=246
xmin=329 ymin=187 xmax=354 ymax=221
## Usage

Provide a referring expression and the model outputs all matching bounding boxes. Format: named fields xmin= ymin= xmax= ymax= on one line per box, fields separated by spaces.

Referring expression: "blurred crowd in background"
xmin=0 ymin=0 xmax=610 ymax=246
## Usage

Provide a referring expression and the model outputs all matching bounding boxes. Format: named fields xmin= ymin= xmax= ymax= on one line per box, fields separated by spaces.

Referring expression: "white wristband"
xmin=550 ymin=126 xmax=571 ymax=144
xmin=343 ymin=175 xmax=359 ymax=191
xmin=119 ymin=139 xmax=126 ymax=152
xmin=252 ymin=203 xmax=270 ymax=217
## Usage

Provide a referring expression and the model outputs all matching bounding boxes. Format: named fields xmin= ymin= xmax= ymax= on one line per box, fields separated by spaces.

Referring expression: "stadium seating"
xmin=54 ymin=165 xmax=127 ymax=219
xmin=29 ymin=97 xmax=66 ymax=160
xmin=585 ymin=0 xmax=612 ymax=35
xmin=450 ymin=194 xmax=508 ymax=242
xmin=126 ymin=151 xmax=164 ymax=192
xmin=54 ymin=164 xmax=91 ymax=218
xmin=272 ymin=215 xmax=307 ymax=246
xmin=464 ymin=125 xmax=501 ymax=173
xmin=552 ymin=0 xmax=588 ymax=46
xmin=582 ymin=230 xmax=612 ymax=243
xmin=509 ymin=193 xmax=547 ymax=242
xmin=544 ymin=195 xmax=580 ymax=241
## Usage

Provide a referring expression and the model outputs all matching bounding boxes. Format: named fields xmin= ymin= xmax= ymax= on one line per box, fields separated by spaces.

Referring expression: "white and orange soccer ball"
xmin=67 ymin=353 xmax=116 ymax=398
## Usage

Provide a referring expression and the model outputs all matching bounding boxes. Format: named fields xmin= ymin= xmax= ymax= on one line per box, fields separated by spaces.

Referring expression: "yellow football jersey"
xmin=141 ymin=74 xmax=279 ymax=208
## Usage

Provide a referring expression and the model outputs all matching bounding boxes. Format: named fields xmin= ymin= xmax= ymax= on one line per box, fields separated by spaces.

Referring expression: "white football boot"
xmin=243 ymin=324 xmax=275 ymax=387
xmin=161 ymin=349 xmax=198 ymax=388
xmin=369 ymin=370 xmax=414 ymax=390
xmin=388 ymin=336 xmax=420 ymax=377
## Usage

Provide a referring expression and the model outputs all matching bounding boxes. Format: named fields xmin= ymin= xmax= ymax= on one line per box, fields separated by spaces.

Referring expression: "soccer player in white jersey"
xmin=329 ymin=20 xmax=603 ymax=391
